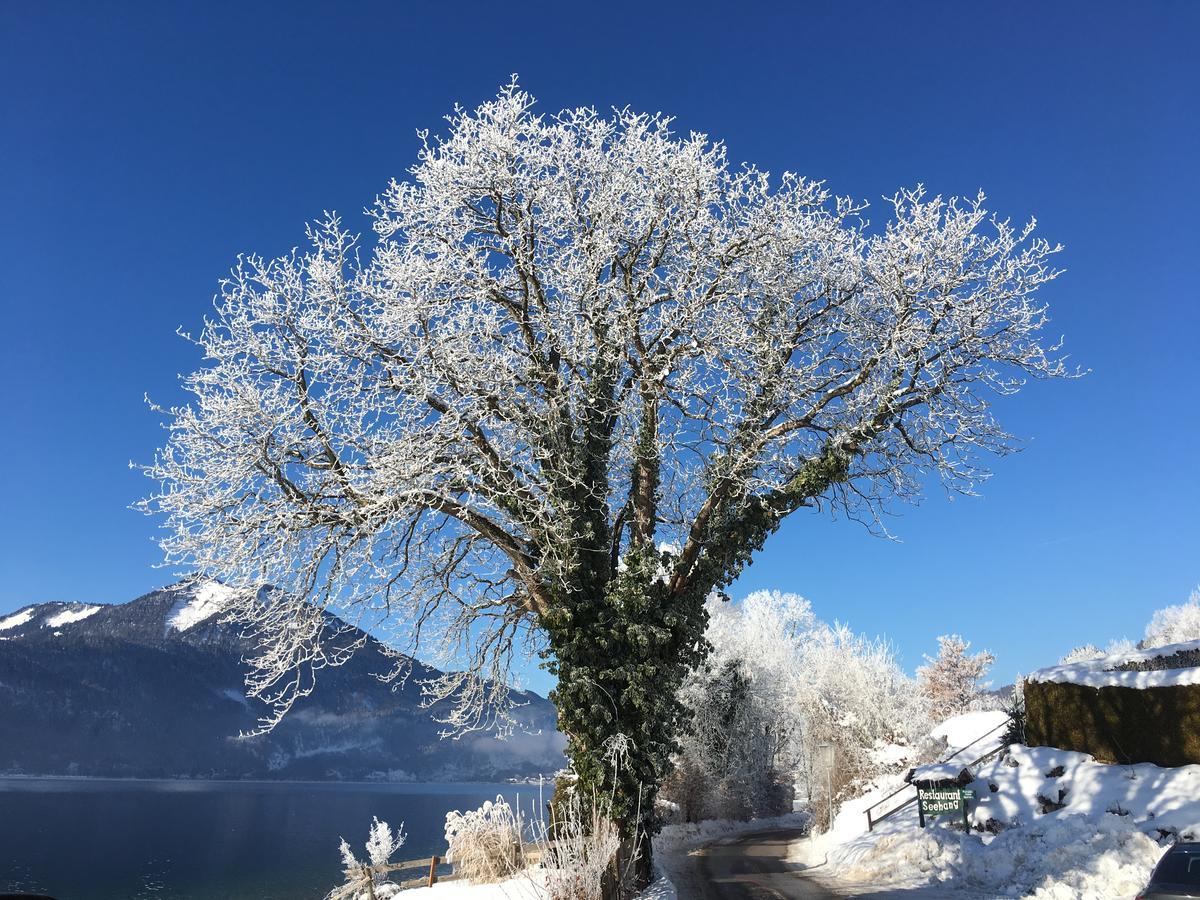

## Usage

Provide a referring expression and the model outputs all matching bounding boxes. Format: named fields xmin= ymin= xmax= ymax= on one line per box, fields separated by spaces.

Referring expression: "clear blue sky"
xmin=3 ymin=1 xmax=1197 ymax=693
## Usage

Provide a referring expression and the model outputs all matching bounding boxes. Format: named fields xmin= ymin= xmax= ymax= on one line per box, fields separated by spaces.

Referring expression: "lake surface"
xmin=0 ymin=778 xmax=549 ymax=899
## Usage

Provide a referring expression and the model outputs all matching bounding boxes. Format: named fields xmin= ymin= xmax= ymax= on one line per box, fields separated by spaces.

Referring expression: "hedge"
xmin=1024 ymin=678 xmax=1200 ymax=767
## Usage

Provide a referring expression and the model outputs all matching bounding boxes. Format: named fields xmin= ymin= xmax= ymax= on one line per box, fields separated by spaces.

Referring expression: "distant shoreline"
xmin=0 ymin=773 xmax=554 ymax=787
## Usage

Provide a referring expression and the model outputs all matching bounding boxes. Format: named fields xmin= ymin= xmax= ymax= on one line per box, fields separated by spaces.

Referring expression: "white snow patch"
xmin=379 ymin=873 xmax=544 ymax=900
xmin=166 ymin=582 xmax=236 ymax=633
xmin=931 ymin=709 xmax=1010 ymax=755
xmin=0 ymin=609 xmax=34 ymax=631
xmin=798 ymin=739 xmax=1198 ymax=899
xmin=1028 ymin=638 xmax=1200 ymax=689
xmin=45 ymin=605 xmax=100 ymax=628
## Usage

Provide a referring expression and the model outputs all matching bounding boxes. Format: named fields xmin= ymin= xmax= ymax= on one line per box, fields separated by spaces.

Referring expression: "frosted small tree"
xmin=1143 ymin=587 xmax=1200 ymax=648
xmin=1059 ymin=644 xmax=1104 ymax=664
xmin=669 ymin=590 xmax=925 ymax=825
xmin=141 ymin=81 xmax=1071 ymax=881
xmin=329 ymin=817 xmax=406 ymax=900
xmin=917 ymin=634 xmax=995 ymax=722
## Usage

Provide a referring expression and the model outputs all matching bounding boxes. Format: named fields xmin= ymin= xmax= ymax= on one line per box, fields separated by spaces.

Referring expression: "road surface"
xmin=684 ymin=827 xmax=841 ymax=899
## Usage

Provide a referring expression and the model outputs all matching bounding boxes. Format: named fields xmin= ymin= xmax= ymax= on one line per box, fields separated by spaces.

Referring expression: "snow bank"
xmin=45 ymin=605 xmax=100 ymax=627
xmin=654 ymin=811 xmax=811 ymax=853
xmin=931 ymin=709 xmax=1010 ymax=755
xmin=166 ymin=582 xmax=235 ymax=633
xmin=398 ymin=873 xmax=543 ymax=900
xmin=807 ymin=742 xmax=1200 ymax=898
xmin=1028 ymin=639 xmax=1200 ymax=689
xmin=0 ymin=608 xmax=33 ymax=631
xmin=379 ymin=864 xmax=674 ymax=900
xmin=636 ymin=865 xmax=678 ymax=900
xmin=833 ymin=813 xmax=1161 ymax=898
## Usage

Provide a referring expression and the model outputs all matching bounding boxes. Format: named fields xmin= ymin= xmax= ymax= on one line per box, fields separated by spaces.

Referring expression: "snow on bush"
xmin=917 ymin=634 xmax=995 ymax=721
xmin=328 ymin=816 xmax=407 ymax=900
xmin=444 ymin=796 xmax=525 ymax=884
xmin=670 ymin=590 xmax=929 ymax=829
xmin=1059 ymin=644 xmax=1104 ymax=664
xmin=528 ymin=794 xmax=621 ymax=900
xmin=1144 ymin=587 xmax=1200 ymax=648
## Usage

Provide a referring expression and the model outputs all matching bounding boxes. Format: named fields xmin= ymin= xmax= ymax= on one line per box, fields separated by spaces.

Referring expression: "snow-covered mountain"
xmin=0 ymin=584 xmax=564 ymax=781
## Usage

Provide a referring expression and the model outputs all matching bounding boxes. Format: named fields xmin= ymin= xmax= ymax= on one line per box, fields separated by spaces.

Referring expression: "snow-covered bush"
xmin=1059 ymin=644 xmax=1104 ymax=664
xmin=1143 ymin=587 xmax=1200 ymax=648
xmin=444 ymin=795 xmax=525 ymax=884
xmin=530 ymin=793 xmax=622 ymax=900
xmin=795 ymin=621 xmax=929 ymax=828
xmin=665 ymin=590 xmax=924 ymax=829
xmin=665 ymin=656 xmax=793 ymax=822
xmin=327 ymin=816 xmax=406 ymax=900
xmin=917 ymin=634 xmax=995 ymax=722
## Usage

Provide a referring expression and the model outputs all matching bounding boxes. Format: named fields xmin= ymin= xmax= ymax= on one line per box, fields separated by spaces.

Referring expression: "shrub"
xmin=529 ymin=792 xmax=622 ymax=900
xmin=444 ymin=796 xmax=525 ymax=884
xmin=327 ymin=816 xmax=406 ymax=900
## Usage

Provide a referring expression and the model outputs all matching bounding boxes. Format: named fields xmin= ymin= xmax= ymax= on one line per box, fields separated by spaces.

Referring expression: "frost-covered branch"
xmin=140 ymin=80 xmax=1073 ymax=738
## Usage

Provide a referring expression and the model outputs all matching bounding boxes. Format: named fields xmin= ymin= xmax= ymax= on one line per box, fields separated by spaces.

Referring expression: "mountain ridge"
xmin=0 ymin=584 xmax=564 ymax=781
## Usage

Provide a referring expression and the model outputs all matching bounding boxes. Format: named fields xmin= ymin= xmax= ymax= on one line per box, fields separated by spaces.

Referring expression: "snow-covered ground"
xmin=338 ymin=862 xmax=676 ymax=900
xmin=792 ymin=710 xmax=1196 ymax=898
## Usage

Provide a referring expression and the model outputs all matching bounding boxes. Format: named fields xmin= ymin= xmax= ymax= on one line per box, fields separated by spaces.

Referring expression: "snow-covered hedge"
xmin=1028 ymin=639 xmax=1200 ymax=689
xmin=1024 ymin=639 xmax=1200 ymax=767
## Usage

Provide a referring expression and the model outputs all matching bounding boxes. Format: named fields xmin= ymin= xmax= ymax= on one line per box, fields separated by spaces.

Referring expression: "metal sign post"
xmin=816 ymin=743 xmax=834 ymax=830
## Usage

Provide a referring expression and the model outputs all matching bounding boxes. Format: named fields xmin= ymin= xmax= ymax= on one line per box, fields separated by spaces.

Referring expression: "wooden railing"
xmin=330 ymin=843 xmax=555 ymax=897
xmin=864 ymin=715 xmax=1013 ymax=831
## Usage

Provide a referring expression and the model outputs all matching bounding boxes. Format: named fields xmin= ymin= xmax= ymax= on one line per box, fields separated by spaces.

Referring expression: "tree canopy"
xmin=142 ymin=81 xmax=1071 ymax=852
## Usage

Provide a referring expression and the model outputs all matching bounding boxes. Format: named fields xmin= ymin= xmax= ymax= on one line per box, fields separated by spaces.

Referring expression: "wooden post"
xmin=428 ymin=855 xmax=439 ymax=887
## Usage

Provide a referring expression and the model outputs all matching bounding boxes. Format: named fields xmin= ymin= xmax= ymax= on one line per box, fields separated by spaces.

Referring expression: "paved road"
xmin=688 ymin=827 xmax=841 ymax=900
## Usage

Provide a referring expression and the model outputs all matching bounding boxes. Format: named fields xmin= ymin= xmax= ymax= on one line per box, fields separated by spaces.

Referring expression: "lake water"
xmin=0 ymin=778 xmax=549 ymax=899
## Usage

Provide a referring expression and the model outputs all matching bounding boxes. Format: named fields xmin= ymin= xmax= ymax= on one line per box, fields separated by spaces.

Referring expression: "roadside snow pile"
xmin=1027 ymin=639 xmax=1200 ymax=689
xmin=813 ymin=742 xmax=1200 ymax=898
xmin=166 ymin=582 xmax=236 ymax=633
xmin=835 ymin=814 xmax=1161 ymax=898
xmin=655 ymin=810 xmax=811 ymax=854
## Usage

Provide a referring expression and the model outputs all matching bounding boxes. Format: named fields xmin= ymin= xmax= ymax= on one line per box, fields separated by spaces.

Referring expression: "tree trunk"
xmin=545 ymin=546 xmax=711 ymax=897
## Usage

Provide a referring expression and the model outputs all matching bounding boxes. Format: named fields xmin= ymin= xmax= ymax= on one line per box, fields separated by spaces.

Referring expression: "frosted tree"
xmin=329 ymin=817 xmax=406 ymax=900
xmin=141 ymin=81 xmax=1071 ymax=880
xmin=1059 ymin=644 xmax=1104 ymax=664
xmin=1143 ymin=587 xmax=1200 ymax=648
xmin=917 ymin=634 xmax=995 ymax=722
xmin=668 ymin=591 xmax=929 ymax=826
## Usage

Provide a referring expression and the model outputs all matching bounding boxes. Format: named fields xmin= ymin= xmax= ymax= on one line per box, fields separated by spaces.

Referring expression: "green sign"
xmin=916 ymin=786 xmax=975 ymax=828
xmin=918 ymin=787 xmax=965 ymax=817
